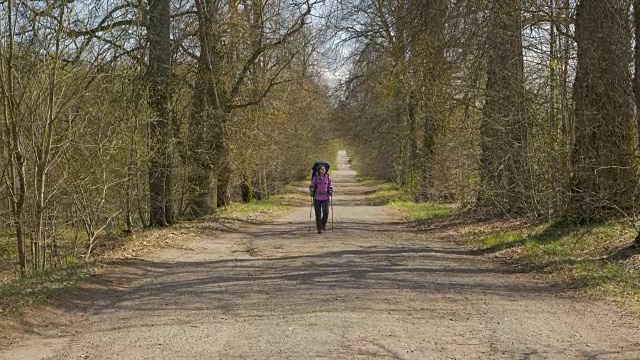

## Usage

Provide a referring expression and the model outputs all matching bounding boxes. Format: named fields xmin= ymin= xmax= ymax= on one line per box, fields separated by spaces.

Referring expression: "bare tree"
xmin=411 ymin=0 xmax=448 ymax=202
xmin=147 ymin=0 xmax=175 ymax=226
xmin=184 ymin=0 xmax=322 ymax=217
xmin=0 ymin=0 xmax=27 ymax=272
xmin=478 ymin=0 xmax=530 ymax=214
xmin=571 ymin=0 xmax=636 ymax=218
xmin=634 ymin=0 xmax=640 ymax=147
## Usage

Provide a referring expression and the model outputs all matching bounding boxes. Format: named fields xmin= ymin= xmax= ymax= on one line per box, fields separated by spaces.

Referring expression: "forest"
xmin=2 ymin=2 xmax=640 ymax=358
xmin=1 ymin=0 xmax=639 ymax=276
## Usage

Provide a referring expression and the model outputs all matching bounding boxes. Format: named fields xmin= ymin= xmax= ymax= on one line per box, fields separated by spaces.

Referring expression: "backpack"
xmin=311 ymin=161 xmax=330 ymax=179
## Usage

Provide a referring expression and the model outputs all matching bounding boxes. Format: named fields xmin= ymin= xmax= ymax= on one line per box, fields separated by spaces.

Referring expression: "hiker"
xmin=309 ymin=165 xmax=333 ymax=233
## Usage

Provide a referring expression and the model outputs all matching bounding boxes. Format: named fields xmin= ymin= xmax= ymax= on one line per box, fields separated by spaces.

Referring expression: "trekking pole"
xmin=331 ymin=195 xmax=334 ymax=233
xmin=309 ymin=198 xmax=312 ymax=232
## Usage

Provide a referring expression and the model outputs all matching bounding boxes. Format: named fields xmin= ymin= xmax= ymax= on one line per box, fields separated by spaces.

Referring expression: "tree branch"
xmin=172 ymin=10 xmax=198 ymax=18
xmin=229 ymin=47 xmax=303 ymax=110
xmin=226 ymin=0 xmax=319 ymax=108
xmin=69 ymin=19 xmax=139 ymax=37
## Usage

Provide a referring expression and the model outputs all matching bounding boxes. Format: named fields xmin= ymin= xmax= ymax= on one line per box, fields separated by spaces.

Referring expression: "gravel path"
xmin=2 ymin=151 xmax=639 ymax=360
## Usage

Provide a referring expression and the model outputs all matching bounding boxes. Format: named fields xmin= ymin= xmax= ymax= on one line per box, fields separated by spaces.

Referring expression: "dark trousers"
xmin=314 ymin=199 xmax=330 ymax=230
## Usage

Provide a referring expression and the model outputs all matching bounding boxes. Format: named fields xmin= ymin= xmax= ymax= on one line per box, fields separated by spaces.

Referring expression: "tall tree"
xmin=634 ymin=0 xmax=640 ymax=146
xmin=478 ymin=0 xmax=530 ymax=214
xmin=185 ymin=0 xmax=316 ymax=217
xmin=0 ymin=0 xmax=336 ymax=276
xmin=0 ymin=0 xmax=27 ymax=272
xmin=147 ymin=0 xmax=174 ymax=226
xmin=413 ymin=0 xmax=448 ymax=202
xmin=184 ymin=0 xmax=227 ymax=217
xmin=571 ymin=0 xmax=636 ymax=218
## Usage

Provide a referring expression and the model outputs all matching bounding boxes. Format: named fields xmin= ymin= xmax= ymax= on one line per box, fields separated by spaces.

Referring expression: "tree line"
xmin=0 ymin=0 xmax=335 ymax=274
xmin=334 ymin=0 xmax=640 ymax=223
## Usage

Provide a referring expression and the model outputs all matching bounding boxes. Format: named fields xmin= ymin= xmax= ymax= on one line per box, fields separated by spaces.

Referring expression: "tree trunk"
xmin=240 ymin=177 xmax=253 ymax=203
xmin=406 ymin=91 xmax=417 ymax=197
xmin=2 ymin=0 xmax=27 ymax=273
xmin=147 ymin=0 xmax=174 ymax=226
xmin=184 ymin=92 xmax=217 ymax=218
xmin=185 ymin=0 xmax=229 ymax=217
xmin=478 ymin=0 xmax=529 ymax=214
xmin=571 ymin=0 xmax=636 ymax=218
xmin=417 ymin=0 xmax=447 ymax=203
xmin=215 ymin=124 xmax=231 ymax=208
xmin=634 ymin=0 xmax=640 ymax=146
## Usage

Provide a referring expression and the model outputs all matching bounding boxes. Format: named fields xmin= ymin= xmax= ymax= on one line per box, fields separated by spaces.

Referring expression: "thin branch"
xmin=69 ymin=19 xmax=138 ymax=37
xmin=227 ymin=0 xmax=318 ymax=106
xmin=229 ymin=51 xmax=299 ymax=111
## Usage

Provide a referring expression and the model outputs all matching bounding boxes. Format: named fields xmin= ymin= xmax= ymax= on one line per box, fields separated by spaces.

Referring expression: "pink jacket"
xmin=309 ymin=175 xmax=333 ymax=201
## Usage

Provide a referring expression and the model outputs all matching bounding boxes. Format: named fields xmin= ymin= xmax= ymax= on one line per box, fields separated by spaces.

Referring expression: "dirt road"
xmin=2 ymin=151 xmax=639 ymax=359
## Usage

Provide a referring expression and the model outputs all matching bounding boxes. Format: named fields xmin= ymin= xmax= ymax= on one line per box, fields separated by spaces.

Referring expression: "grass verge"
xmin=362 ymin=180 xmax=456 ymax=221
xmin=216 ymin=185 xmax=307 ymax=221
xmin=468 ymin=219 xmax=640 ymax=309
xmin=388 ymin=202 xmax=456 ymax=222
xmin=362 ymin=181 xmax=408 ymax=206
xmin=0 ymin=263 xmax=92 ymax=314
